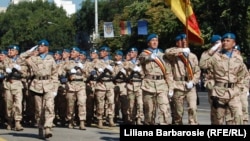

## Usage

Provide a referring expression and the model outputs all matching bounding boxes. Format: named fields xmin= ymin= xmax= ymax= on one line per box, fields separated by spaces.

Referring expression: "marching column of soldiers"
xmin=0 ymin=32 xmax=249 ymax=138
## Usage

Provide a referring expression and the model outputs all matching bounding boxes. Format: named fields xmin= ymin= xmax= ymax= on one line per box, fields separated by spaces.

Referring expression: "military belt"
xmin=101 ymin=79 xmax=112 ymax=82
xmin=145 ymin=75 xmax=164 ymax=80
xmin=115 ymin=79 xmax=126 ymax=83
xmin=215 ymin=82 xmax=235 ymax=88
xmin=71 ymin=79 xmax=83 ymax=81
xmin=131 ymin=79 xmax=142 ymax=82
xmin=35 ymin=75 xmax=50 ymax=80
xmin=174 ymin=76 xmax=189 ymax=81
xmin=9 ymin=77 xmax=22 ymax=80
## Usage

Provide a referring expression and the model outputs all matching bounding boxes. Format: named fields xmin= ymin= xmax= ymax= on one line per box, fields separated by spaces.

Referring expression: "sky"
xmin=0 ymin=0 xmax=82 ymax=10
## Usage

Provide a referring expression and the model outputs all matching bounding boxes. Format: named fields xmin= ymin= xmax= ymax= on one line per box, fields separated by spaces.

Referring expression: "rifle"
xmin=6 ymin=68 xmax=22 ymax=83
xmin=85 ymin=70 xmax=97 ymax=83
xmin=126 ymin=70 xmax=141 ymax=83
xmin=112 ymin=71 xmax=127 ymax=84
xmin=67 ymin=66 xmax=82 ymax=81
xmin=95 ymin=68 xmax=110 ymax=82
xmin=59 ymin=75 xmax=68 ymax=84
xmin=0 ymin=73 xmax=5 ymax=83
xmin=210 ymin=96 xmax=228 ymax=109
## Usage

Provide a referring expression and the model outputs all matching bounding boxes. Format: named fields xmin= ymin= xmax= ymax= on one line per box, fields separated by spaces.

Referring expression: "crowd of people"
xmin=0 ymin=32 xmax=249 ymax=139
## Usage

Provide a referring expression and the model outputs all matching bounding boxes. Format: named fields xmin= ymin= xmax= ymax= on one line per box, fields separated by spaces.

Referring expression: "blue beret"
xmin=55 ymin=50 xmax=62 ymax=55
xmin=147 ymin=33 xmax=158 ymax=42
xmin=129 ymin=47 xmax=138 ymax=52
xmin=90 ymin=48 xmax=99 ymax=54
xmin=222 ymin=33 xmax=236 ymax=40
xmin=210 ymin=35 xmax=222 ymax=44
xmin=38 ymin=39 xmax=49 ymax=46
xmin=180 ymin=34 xmax=187 ymax=39
xmin=71 ymin=46 xmax=80 ymax=52
xmin=115 ymin=50 xmax=123 ymax=56
xmin=234 ymin=45 xmax=241 ymax=51
xmin=175 ymin=35 xmax=182 ymax=41
xmin=63 ymin=49 xmax=70 ymax=53
xmin=0 ymin=50 xmax=8 ymax=55
xmin=8 ymin=45 xmax=20 ymax=51
xmin=80 ymin=50 xmax=87 ymax=55
xmin=99 ymin=46 xmax=110 ymax=52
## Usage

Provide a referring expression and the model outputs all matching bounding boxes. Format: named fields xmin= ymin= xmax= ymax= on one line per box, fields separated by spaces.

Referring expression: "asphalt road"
xmin=0 ymin=91 xmax=249 ymax=141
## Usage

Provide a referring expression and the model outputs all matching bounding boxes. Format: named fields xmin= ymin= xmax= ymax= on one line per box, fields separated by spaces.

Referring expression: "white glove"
xmin=70 ymin=68 xmax=77 ymax=74
xmin=133 ymin=66 xmax=141 ymax=72
xmin=13 ymin=64 xmax=21 ymax=71
xmin=168 ymin=90 xmax=174 ymax=98
xmin=6 ymin=68 xmax=12 ymax=73
xmin=106 ymin=65 xmax=113 ymax=71
xmin=182 ymin=48 xmax=190 ymax=55
xmin=98 ymin=68 xmax=104 ymax=73
xmin=186 ymin=81 xmax=194 ymax=89
xmin=150 ymin=53 xmax=157 ymax=60
xmin=78 ymin=62 xmax=84 ymax=69
xmin=247 ymin=91 xmax=249 ymax=97
xmin=28 ymin=45 xmax=38 ymax=52
xmin=53 ymin=92 xmax=57 ymax=97
xmin=116 ymin=61 xmax=122 ymax=65
xmin=211 ymin=41 xmax=222 ymax=51
xmin=120 ymin=68 xmax=126 ymax=74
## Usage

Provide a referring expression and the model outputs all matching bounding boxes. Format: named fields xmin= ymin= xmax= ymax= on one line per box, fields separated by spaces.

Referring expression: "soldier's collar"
xmin=39 ymin=53 xmax=47 ymax=60
xmin=131 ymin=58 xmax=137 ymax=64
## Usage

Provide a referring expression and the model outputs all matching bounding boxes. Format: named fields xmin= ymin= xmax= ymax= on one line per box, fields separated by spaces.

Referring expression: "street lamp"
xmin=89 ymin=0 xmax=99 ymax=49
xmin=94 ymin=0 xmax=99 ymax=41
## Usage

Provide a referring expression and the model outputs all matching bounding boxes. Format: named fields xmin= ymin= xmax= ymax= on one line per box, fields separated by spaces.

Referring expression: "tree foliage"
xmin=0 ymin=0 xmax=76 ymax=52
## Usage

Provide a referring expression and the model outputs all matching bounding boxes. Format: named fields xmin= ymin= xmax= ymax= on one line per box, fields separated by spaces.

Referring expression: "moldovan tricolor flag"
xmin=104 ymin=22 xmax=114 ymax=38
xmin=120 ymin=21 xmax=131 ymax=35
xmin=165 ymin=0 xmax=204 ymax=45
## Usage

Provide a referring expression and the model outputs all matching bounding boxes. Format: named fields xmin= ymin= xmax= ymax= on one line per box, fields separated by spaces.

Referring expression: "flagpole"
xmin=94 ymin=0 xmax=99 ymax=39
xmin=185 ymin=0 xmax=189 ymax=46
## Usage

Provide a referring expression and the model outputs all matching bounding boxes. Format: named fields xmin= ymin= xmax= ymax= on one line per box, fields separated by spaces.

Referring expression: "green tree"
xmin=0 ymin=0 xmax=76 ymax=52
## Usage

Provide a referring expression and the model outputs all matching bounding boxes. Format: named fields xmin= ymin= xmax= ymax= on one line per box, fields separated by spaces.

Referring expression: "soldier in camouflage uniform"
xmin=113 ymin=50 xmax=128 ymax=124
xmin=201 ymin=33 xmax=245 ymax=124
xmin=61 ymin=46 xmax=88 ymax=130
xmin=224 ymin=45 xmax=250 ymax=125
xmin=165 ymin=34 xmax=201 ymax=125
xmin=199 ymin=34 xmax=222 ymax=125
xmin=56 ymin=49 xmax=71 ymax=127
xmin=234 ymin=46 xmax=249 ymax=124
xmin=123 ymin=47 xmax=144 ymax=125
xmin=25 ymin=48 xmax=39 ymax=127
xmin=3 ymin=45 xmax=28 ymax=131
xmin=53 ymin=50 xmax=63 ymax=126
xmin=0 ymin=50 xmax=8 ymax=126
xmin=20 ymin=40 xmax=58 ymax=138
xmin=139 ymin=34 xmax=174 ymax=125
xmin=93 ymin=46 xmax=116 ymax=128
xmin=85 ymin=49 xmax=99 ymax=126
